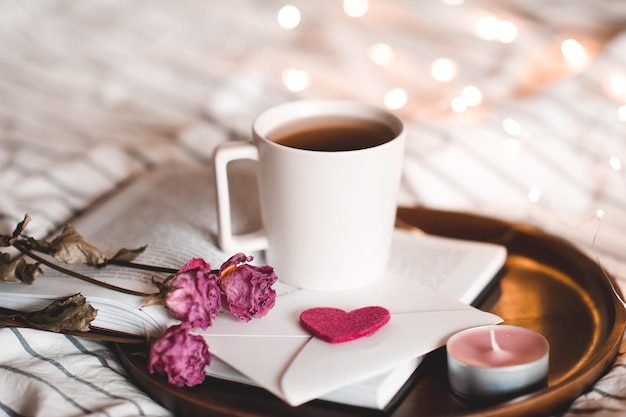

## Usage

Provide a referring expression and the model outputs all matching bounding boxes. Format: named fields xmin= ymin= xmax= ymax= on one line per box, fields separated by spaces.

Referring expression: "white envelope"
xmin=201 ymin=269 xmax=502 ymax=406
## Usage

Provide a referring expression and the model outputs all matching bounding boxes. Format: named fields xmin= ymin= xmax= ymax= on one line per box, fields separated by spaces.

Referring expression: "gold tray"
xmin=116 ymin=206 xmax=626 ymax=417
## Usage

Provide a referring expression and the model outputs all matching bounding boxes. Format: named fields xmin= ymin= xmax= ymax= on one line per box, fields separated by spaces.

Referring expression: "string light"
xmin=369 ymin=43 xmax=394 ymax=66
xmin=431 ymin=58 xmax=457 ymax=83
xmin=475 ymin=16 xmax=517 ymax=43
xmin=384 ymin=87 xmax=407 ymax=110
xmin=527 ymin=187 xmax=541 ymax=204
xmin=475 ymin=16 xmax=500 ymax=41
xmin=609 ymin=156 xmax=622 ymax=171
xmin=596 ymin=208 xmax=605 ymax=219
xmin=497 ymin=21 xmax=517 ymax=43
xmin=281 ymin=68 xmax=311 ymax=92
xmin=502 ymin=118 xmax=522 ymax=151
xmin=277 ymin=5 xmax=301 ymax=29
xmin=343 ymin=0 xmax=368 ymax=17
xmin=269 ymin=3 xmax=613 ymax=250
xmin=610 ymin=75 xmax=626 ymax=97
xmin=451 ymin=96 xmax=467 ymax=113
xmin=460 ymin=85 xmax=483 ymax=107
xmin=449 ymin=86 xmax=483 ymax=113
xmin=502 ymin=118 xmax=521 ymax=136
xmin=561 ymin=39 xmax=588 ymax=69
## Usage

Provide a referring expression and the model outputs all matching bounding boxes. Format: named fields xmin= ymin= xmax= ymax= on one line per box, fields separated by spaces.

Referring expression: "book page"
xmin=389 ymin=229 xmax=507 ymax=304
xmin=72 ymin=159 xmax=262 ymax=276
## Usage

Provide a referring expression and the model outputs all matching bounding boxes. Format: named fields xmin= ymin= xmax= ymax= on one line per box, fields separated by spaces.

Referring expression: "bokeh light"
xmin=281 ymin=67 xmax=311 ymax=92
xmin=384 ymin=87 xmax=407 ymax=109
xmin=343 ymin=0 xmax=368 ymax=17
xmin=431 ymin=58 xmax=457 ymax=83
xmin=369 ymin=43 xmax=394 ymax=66
xmin=475 ymin=17 xmax=517 ymax=43
xmin=277 ymin=5 xmax=301 ymax=29
xmin=561 ymin=39 xmax=588 ymax=68
xmin=610 ymin=75 xmax=626 ymax=96
xmin=609 ymin=156 xmax=622 ymax=171
xmin=451 ymin=96 xmax=467 ymax=113
xmin=475 ymin=16 xmax=500 ymax=41
xmin=498 ymin=20 xmax=517 ymax=43
xmin=461 ymin=85 xmax=483 ymax=107
xmin=528 ymin=187 xmax=541 ymax=203
xmin=503 ymin=118 xmax=521 ymax=136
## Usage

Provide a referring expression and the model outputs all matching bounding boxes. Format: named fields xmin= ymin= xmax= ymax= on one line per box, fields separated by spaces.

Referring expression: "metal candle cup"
xmin=446 ymin=325 xmax=549 ymax=401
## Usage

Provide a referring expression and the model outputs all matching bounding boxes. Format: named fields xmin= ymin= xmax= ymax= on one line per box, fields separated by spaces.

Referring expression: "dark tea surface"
xmin=267 ymin=116 xmax=396 ymax=151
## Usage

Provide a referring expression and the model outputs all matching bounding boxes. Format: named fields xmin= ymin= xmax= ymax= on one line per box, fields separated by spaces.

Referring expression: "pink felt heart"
xmin=299 ymin=306 xmax=391 ymax=344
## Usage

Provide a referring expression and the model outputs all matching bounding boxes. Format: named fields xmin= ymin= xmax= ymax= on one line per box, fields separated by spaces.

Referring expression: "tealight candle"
xmin=446 ymin=325 xmax=549 ymax=401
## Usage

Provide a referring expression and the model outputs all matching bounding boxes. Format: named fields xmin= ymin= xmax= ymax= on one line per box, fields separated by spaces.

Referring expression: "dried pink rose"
xmin=148 ymin=322 xmax=211 ymax=387
xmin=164 ymin=258 xmax=220 ymax=330
xmin=219 ymin=253 xmax=277 ymax=322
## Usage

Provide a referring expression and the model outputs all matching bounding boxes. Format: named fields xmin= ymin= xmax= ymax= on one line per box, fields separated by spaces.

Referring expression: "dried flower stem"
xmin=106 ymin=259 xmax=178 ymax=274
xmin=13 ymin=242 xmax=156 ymax=297
xmin=0 ymin=312 xmax=145 ymax=344
xmin=107 ymin=259 xmax=218 ymax=275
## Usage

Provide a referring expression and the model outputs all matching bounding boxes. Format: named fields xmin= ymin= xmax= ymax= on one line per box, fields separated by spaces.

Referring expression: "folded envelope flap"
xmin=204 ymin=335 xmax=310 ymax=401
xmin=281 ymin=308 xmax=502 ymax=406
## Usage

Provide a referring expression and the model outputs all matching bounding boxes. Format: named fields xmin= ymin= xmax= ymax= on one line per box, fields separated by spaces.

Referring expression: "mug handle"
xmin=212 ymin=140 xmax=269 ymax=253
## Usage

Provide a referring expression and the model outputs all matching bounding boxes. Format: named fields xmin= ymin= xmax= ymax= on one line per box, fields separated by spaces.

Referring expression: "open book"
xmin=0 ymin=163 xmax=505 ymax=410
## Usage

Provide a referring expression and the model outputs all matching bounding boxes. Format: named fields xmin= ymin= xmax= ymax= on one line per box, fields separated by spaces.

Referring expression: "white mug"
xmin=213 ymin=100 xmax=405 ymax=291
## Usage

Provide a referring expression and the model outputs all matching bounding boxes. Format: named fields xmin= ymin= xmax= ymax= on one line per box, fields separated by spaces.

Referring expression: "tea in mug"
xmin=267 ymin=116 xmax=396 ymax=152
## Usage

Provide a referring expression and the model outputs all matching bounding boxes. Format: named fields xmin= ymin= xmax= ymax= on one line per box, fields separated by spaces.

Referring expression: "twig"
xmin=0 ymin=316 xmax=146 ymax=344
xmin=13 ymin=242 xmax=157 ymax=298
xmin=107 ymin=259 xmax=179 ymax=274
xmin=107 ymin=259 xmax=218 ymax=275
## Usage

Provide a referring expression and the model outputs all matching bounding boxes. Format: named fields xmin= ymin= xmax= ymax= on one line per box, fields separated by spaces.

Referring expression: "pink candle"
xmin=446 ymin=325 xmax=549 ymax=400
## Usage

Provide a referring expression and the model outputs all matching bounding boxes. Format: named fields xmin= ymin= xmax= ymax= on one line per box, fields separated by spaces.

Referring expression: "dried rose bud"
xmin=148 ymin=322 xmax=211 ymax=387
xmin=219 ymin=253 xmax=277 ymax=322
xmin=164 ymin=258 xmax=220 ymax=330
